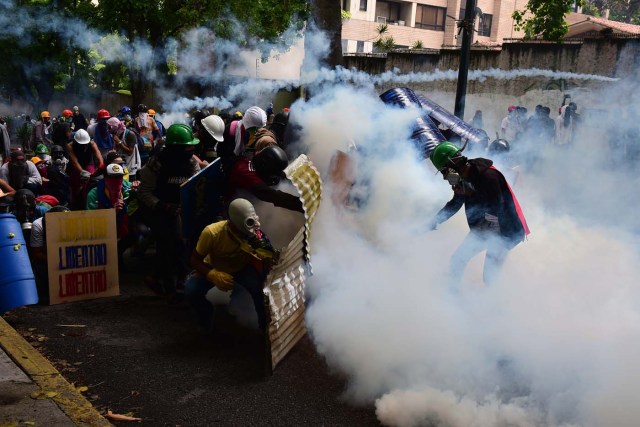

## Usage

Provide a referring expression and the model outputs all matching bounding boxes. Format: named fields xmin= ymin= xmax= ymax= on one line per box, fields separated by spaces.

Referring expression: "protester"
xmin=148 ymin=108 xmax=165 ymax=140
xmin=428 ymin=141 xmax=530 ymax=287
xmin=91 ymin=109 xmax=114 ymax=158
xmin=185 ymin=198 xmax=276 ymax=333
xmin=0 ymin=150 xmax=42 ymax=194
xmin=500 ymin=105 xmax=520 ymax=143
xmin=43 ymin=145 xmax=70 ymax=205
xmin=108 ymin=117 xmax=141 ymax=180
xmin=30 ymin=111 xmax=53 ymax=150
xmin=555 ymin=103 xmax=579 ymax=146
xmin=66 ymin=128 xmax=104 ymax=208
xmin=227 ymin=144 xmax=303 ymax=213
xmin=198 ymin=114 xmax=225 ymax=165
xmin=87 ymin=163 xmax=131 ymax=240
xmin=0 ymin=177 xmax=16 ymax=202
xmin=234 ymin=106 xmax=267 ymax=156
xmin=137 ymin=123 xmax=200 ymax=298
xmin=72 ymin=106 xmax=88 ymax=130
xmin=134 ymin=104 xmax=159 ymax=149
xmin=0 ymin=116 xmax=11 ymax=162
xmin=29 ymin=205 xmax=71 ymax=304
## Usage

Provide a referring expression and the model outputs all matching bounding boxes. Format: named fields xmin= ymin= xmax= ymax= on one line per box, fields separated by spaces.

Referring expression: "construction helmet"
xmin=35 ymin=144 xmax=49 ymax=155
xmin=97 ymin=109 xmax=110 ymax=120
xmin=74 ymin=129 xmax=91 ymax=145
xmin=488 ymin=138 xmax=510 ymax=154
xmin=429 ymin=142 xmax=462 ymax=171
xmin=41 ymin=111 xmax=51 ymax=118
xmin=121 ymin=106 xmax=131 ymax=114
xmin=165 ymin=123 xmax=199 ymax=146
xmin=148 ymin=108 xmax=156 ymax=116
xmin=62 ymin=109 xmax=73 ymax=118
xmin=201 ymin=115 xmax=225 ymax=142
xmin=138 ymin=104 xmax=148 ymax=113
xmin=252 ymin=145 xmax=289 ymax=186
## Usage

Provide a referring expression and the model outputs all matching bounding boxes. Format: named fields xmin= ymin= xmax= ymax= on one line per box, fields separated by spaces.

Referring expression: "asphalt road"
xmin=4 ymin=254 xmax=379 ymax=426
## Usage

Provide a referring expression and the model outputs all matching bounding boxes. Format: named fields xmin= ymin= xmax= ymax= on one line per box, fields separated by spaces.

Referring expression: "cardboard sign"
xmin=45 ymin=210 xmax=119 ymax=304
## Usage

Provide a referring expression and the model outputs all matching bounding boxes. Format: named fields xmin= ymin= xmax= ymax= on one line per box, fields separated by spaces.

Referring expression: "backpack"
xmin=125 ymin=127 xmax=153 ymax=154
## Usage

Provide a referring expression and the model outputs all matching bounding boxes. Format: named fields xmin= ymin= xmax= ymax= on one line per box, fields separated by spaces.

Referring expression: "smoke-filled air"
xmin=295 ymin=63 xmax=640 ymax=427
xmin=3 ymin=0 xmax=640 ymax=424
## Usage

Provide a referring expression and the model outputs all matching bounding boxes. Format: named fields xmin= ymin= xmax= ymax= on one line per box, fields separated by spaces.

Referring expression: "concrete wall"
xmin=345 ymin=38 xmax=640 ymax=96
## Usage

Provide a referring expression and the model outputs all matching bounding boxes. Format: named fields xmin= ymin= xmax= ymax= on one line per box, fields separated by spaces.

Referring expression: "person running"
xmin=428 ymin=142 xmax=530 ymax=288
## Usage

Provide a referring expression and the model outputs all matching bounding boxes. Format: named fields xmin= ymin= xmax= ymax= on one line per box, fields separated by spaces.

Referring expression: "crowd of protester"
xmin=0 ymin=102 xmax=299 ymax=334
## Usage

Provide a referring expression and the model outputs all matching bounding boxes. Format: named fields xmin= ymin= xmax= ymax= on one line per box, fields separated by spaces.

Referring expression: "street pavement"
xmin=2 ymin=252 xmax=379 ymax=426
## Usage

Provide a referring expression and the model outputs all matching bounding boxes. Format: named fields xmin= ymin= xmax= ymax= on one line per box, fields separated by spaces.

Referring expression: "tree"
xmin=513 ymin=0 xmax=585 ymax=41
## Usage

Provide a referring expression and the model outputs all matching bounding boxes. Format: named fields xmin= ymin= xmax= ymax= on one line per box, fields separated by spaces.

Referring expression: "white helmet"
xmin=242 ymin=106 xmax=267 ymax=129
xmin=201 ymin=114 xmax=225 ymax=142
xmin=74 ymin=129 xmax=91 ymax=145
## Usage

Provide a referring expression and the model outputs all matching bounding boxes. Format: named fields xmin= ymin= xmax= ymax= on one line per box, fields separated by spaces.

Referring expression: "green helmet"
xmin=165 ymin=123 xmax=199 ymax=146
xmin=35 ymin=144 xmax=49 ymax=155
xmin=430 ymin=142 xmax=462 ymax=171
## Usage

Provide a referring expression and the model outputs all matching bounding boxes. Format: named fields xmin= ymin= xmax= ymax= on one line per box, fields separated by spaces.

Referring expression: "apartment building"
xmin=341 ymin=0 xmax=528 ymax=53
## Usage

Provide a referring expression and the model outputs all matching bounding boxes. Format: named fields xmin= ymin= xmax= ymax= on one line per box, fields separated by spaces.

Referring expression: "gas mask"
xmin=443 ymin=168 xmax=461 ymax=186
xmin=445 ymin=170 xmax=461 ymax=186
xmin=228 ymin=198 xmax=260 ymax=237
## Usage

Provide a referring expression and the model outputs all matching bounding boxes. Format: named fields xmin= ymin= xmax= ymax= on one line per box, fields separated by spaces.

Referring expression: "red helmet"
xmin=507 ymin=105 xmax=517 ymax=112
xmin=62 ymin=109 xmax=73 ymax=118
xmin=97 ymin=109 xmax=110 ymax=120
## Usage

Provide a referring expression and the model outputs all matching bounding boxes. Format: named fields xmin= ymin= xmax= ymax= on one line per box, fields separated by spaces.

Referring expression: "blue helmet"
xmin=121 ymin=106 xmax=132 ymax=114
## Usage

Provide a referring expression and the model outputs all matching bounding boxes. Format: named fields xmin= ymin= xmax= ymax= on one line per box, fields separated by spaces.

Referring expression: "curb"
xmin=0 ymin=316 xmax=112 ymax=427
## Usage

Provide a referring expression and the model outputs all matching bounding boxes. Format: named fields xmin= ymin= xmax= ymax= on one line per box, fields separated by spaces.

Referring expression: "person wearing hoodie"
xmin=429 ymin=142 xmax=530 ymax=287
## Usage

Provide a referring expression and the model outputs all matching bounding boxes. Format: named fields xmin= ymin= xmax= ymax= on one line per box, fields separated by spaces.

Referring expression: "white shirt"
xmin=30 ymin=217 xmax=44 ymax=248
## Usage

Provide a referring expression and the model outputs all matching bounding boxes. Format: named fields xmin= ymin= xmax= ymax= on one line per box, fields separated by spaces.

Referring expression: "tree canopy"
xmin=0 ymin=0 xmax=309 ymax=113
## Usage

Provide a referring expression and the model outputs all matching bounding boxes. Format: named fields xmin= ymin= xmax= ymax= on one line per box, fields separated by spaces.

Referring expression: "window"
xmin=376 ymin=1 xmax=401 ymax=23
xmin=342 ymin=0 xmax=349 ymax=11
xmin=356 ymin=41 xmax=365 ymax=53
xmin=416 ymin=5 xmax=446 ymax=31
xmin=360 ymin=0 xmax=367 ymax=11
xmin=478 ymin=14 xmax=492 ymax=36
xmin=342 ymin=39 xmax=348 ymax=53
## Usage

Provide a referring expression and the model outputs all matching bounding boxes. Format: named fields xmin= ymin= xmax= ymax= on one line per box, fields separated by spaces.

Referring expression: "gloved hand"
xmin=206 ymin=269 xmax=234 ymax=291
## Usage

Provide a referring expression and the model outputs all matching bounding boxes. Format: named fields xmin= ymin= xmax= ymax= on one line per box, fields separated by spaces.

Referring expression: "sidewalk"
xmin=0 ymin=316 xmax=111 ymax=427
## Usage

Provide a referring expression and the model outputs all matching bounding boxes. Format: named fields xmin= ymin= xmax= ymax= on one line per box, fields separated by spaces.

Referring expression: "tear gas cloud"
xmin=5 ymin=2 xmax=640 ymax=424
xmin=294 ymin=73 xmax=640 ymax=427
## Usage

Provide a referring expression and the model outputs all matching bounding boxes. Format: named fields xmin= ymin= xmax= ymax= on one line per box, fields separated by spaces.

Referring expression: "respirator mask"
xmin=443 ymin=168 xmax=461 ymax=186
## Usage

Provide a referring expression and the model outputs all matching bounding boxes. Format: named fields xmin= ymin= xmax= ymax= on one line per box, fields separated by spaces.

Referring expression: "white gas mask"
xmin=228 ymin=198 xmax=260 ymax=237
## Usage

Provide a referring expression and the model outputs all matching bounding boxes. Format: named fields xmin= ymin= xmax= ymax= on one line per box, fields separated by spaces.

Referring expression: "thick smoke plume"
xmin=296 ymin=74 xmax=640 ymax=427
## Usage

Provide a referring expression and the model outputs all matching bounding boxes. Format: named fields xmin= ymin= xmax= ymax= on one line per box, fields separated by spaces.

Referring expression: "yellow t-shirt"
xmin=196 ymin=221 xmax=250 ymax=274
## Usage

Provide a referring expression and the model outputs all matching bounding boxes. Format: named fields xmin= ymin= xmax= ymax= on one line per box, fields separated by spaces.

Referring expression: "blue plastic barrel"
xmin=380 ymin=88 xmax=446 ymax=157
xmin=0 ymin=214 xmax=38 ymax=313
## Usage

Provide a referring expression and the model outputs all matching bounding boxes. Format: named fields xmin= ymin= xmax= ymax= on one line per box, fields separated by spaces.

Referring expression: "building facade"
xmin=341 ymin=0 xmax=528 ymax=53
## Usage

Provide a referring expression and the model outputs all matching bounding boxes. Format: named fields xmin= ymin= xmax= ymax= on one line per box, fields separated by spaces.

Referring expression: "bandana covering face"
xmin=8 ymin=159 xmax=28 ymax=189
xmin=104 ymin=176 xmax=123 ymax=206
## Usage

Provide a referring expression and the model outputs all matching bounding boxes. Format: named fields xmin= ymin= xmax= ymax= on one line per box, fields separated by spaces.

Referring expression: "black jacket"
xmin=434 ymin=158 xmax=526 ymax=243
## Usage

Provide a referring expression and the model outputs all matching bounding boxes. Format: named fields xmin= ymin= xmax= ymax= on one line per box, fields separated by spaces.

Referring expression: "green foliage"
xmin=412 ymin=40 xmax=424 ymax=49
xmin=373 ymin=36 xmax=396 ymax=52
xmin=341 ymin=10 xmax=352 ymax=21
xmin=513 ymin=0 xmax=584 ymax=41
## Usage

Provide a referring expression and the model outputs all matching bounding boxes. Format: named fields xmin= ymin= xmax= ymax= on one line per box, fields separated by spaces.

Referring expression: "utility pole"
xmin=453 ymin=0 xmax=476 ymax=120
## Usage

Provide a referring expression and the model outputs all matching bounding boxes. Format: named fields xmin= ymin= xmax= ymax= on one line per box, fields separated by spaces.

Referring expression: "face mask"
xmin=242 ymin=214 xmax=260 ymax=237
xmin=444 ymin=170 xmax=461 ymax=186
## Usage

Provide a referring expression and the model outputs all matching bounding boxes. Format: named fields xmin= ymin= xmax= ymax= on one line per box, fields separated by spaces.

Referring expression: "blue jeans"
xmin=185 ymin=265 xmax=267 ymax=332
xmin=450 ymin=229 xmax=519 ymax=287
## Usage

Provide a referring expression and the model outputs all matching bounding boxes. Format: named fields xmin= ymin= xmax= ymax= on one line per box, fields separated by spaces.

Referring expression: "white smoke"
xmin=296 ymin=73 xmax=640 ymax=427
